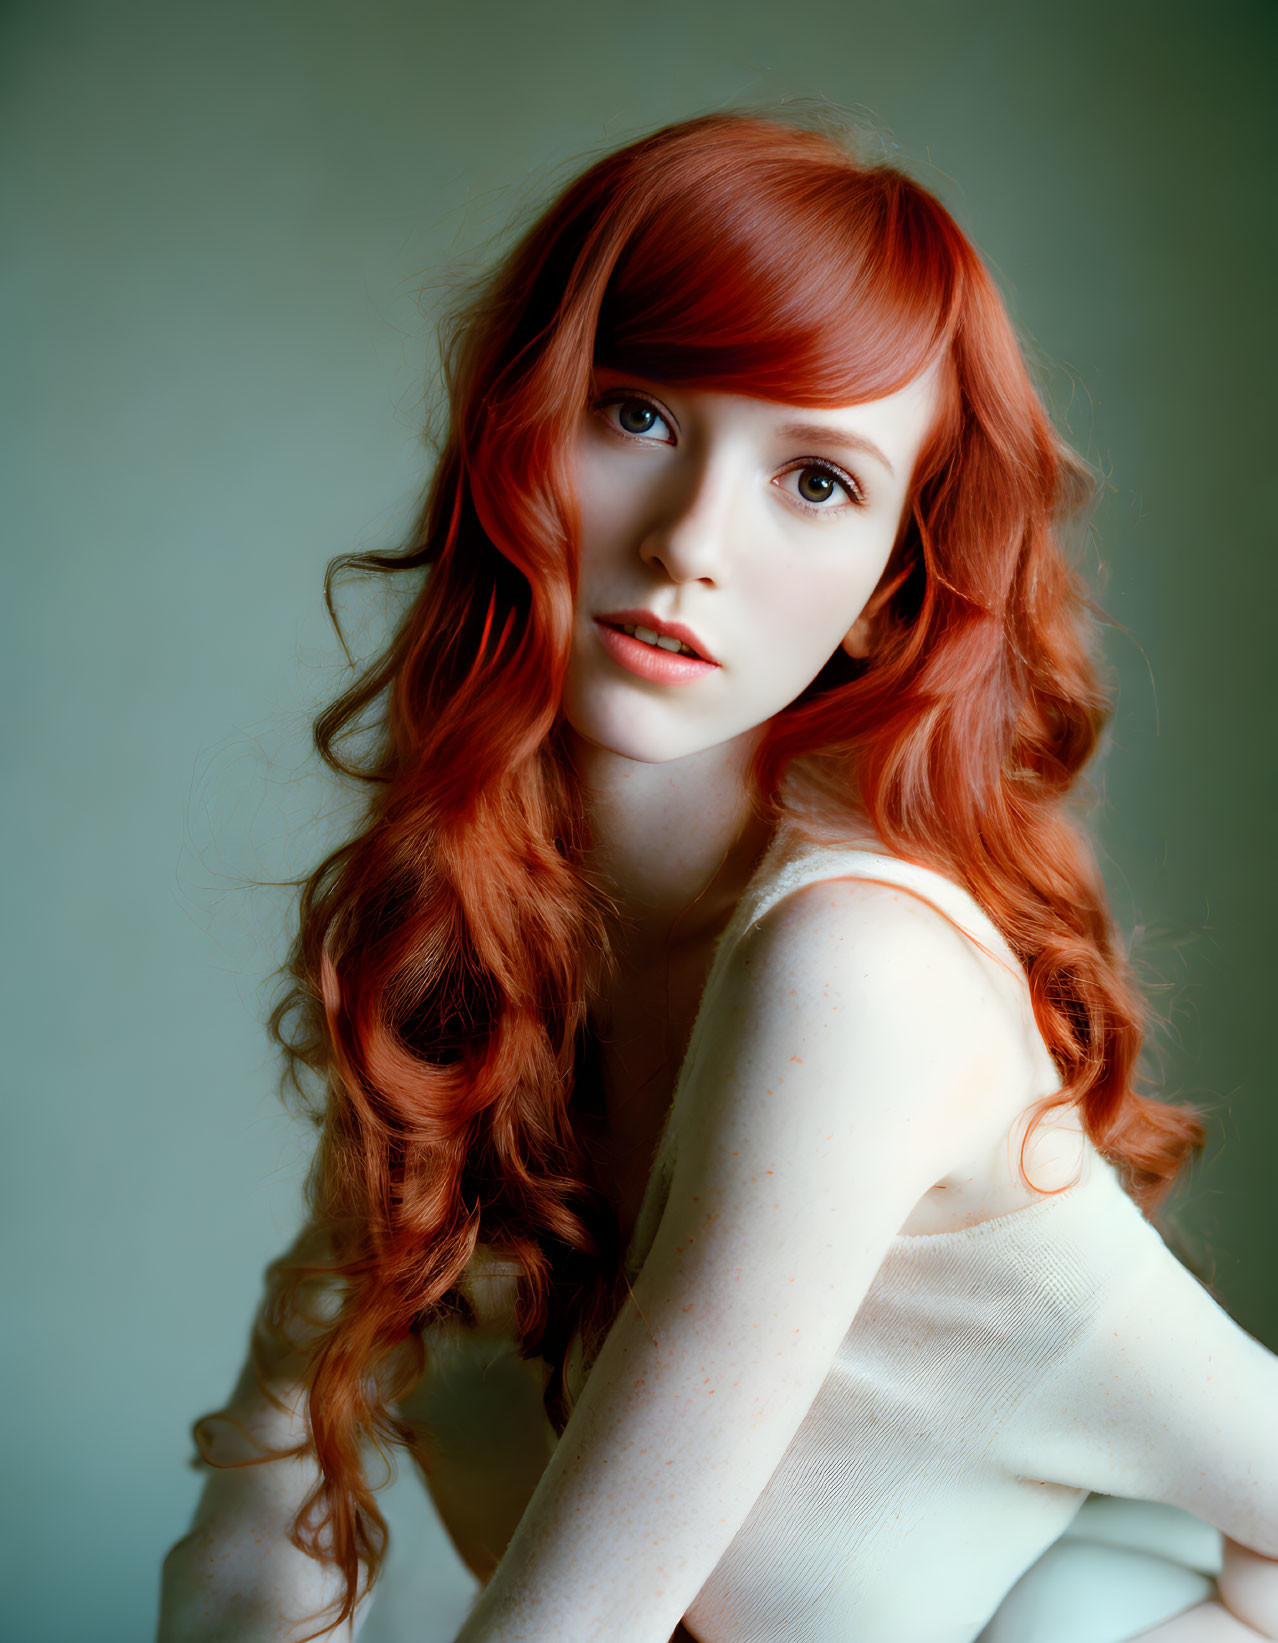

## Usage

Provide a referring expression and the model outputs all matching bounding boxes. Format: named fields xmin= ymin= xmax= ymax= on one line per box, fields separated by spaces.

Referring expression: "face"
xmin=560 ymin=358 xmax=943 ymax=766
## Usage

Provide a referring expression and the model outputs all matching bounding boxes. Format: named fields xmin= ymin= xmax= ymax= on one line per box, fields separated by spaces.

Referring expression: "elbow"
xmin=156 ymin=1532 xmax=276 ymax=1643
xmin=156 ymin=1528 xmax=371 ymax=1643
xmin=157 ymin=1532 xmax=234 ymax=1643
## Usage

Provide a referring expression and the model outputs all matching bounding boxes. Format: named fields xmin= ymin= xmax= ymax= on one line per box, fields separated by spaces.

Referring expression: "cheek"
xmin=752 ymin=557 xmax=875 ymax=664
xmin=570 ymin=437 xmax=654 ymax=549
xmin=573 ymin=482 xmax=635 ymax=580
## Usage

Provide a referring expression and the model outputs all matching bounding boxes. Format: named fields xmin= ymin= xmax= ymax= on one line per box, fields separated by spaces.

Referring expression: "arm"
xmin=157 ymin=1354 xmax=373 ymax=1643
xmin=157 ymin=1242 xmax=379 ymax=1643
xmin=1012 ymin=1198 xmax=1278 ymax=1636
xmin=452 ymin=878 xmax=1025 ymax=1642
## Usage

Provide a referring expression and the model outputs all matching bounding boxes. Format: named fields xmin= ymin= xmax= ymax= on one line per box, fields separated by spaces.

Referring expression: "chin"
xmin=561 ymin=669 xmax=773 ymax=768
xmin=565 ymin=717 xmax=699 ymax=766
xmin=568 ymin=705 xmax=772 ymax=771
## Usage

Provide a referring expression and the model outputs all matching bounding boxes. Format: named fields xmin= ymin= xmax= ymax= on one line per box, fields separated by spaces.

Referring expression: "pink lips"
xmin=593 ymin=618 xmax=721 ymax=684
xmin=595 ymin=608 xmax=717 ymax=664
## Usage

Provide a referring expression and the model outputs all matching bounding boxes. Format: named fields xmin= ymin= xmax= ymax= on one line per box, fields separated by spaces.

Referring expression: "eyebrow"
xmin=778 ymin=423 xmax=896 ymax=478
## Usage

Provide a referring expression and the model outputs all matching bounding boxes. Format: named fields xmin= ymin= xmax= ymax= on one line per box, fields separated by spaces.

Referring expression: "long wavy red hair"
xmin=194 ymin=109 xmax=1207 ymax=1637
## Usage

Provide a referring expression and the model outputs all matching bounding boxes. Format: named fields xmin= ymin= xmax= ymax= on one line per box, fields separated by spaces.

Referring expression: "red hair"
xmin=194 ymin=110 xmax=1206 ymax=1636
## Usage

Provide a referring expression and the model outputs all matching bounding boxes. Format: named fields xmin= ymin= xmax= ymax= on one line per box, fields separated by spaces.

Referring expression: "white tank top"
xmin=441 ymin=816 xmax=1276 ymax=1642
xmin=607 ymin=813 xmax=1049 ymax=1288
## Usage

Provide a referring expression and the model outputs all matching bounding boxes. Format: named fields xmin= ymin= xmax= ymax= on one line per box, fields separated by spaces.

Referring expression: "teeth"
xmin=618 ymin=622 xmax=700 ymax=658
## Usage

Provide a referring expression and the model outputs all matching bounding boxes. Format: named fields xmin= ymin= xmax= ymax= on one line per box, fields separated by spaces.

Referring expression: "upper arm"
xmin=1018 ymin=1225 xmax=1278 ymax=1557
xmin=452 ymin=877 xmax=1017 ymax=1642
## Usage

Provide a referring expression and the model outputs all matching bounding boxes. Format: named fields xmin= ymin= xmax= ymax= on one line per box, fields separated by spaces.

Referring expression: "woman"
xmin=157 ymin=111 xmax=1278 ymax=1643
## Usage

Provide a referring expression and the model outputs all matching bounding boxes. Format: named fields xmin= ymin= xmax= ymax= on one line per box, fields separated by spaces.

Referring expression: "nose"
xmin=637 ymin=449 xmax=737 ymax=586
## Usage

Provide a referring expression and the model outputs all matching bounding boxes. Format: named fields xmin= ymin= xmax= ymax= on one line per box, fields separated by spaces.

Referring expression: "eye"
xmin=594 ymin=391 xmax=676 ymax=445
xmin=777 ymin=460 xmax=867 ymax=514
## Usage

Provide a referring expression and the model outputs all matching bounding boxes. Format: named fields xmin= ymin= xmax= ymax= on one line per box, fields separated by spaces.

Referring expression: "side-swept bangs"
xmin=593 ymin=125 xmax=962 ymax=408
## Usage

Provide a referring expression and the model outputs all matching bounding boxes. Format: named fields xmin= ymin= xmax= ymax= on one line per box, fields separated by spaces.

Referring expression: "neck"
xmin=568 ymin=724 xmax=776 ymax=961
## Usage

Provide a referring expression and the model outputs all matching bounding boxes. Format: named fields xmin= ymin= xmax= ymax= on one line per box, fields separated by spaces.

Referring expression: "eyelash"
xmin=592 ymin=390 xmax=869 ymax=514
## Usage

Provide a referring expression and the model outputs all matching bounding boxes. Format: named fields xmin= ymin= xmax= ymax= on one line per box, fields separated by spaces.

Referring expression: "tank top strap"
xmin=723 ymin=815 xmax=1018 ymax=977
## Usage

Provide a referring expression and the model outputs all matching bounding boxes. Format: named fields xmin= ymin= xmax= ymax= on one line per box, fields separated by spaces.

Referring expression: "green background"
xmin=3 ymin=1 xmax=1274 ymax=1638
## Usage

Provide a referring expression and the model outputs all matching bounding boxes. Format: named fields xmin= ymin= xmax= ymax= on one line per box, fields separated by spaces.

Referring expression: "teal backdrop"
xmin=3 ymin=1 xmax=1274 ymax=1639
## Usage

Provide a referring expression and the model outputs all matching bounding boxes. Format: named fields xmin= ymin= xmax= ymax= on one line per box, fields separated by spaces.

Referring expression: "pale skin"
xmin=157 ymin=363 xmax=1278 ymax=1640
xmin=559 ymin=358 xmax=938 ymax=957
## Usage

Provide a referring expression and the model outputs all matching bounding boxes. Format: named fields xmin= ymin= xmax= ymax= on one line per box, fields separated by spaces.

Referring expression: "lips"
xmin=593 ymin=620 xmax=719 ymax=685
xmin=594 ymin=607 xmax=718 ymax=664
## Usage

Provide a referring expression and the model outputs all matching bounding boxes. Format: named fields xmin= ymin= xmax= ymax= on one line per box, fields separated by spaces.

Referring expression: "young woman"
xmin=157 ymin=111 xmax=1278 ymax=1643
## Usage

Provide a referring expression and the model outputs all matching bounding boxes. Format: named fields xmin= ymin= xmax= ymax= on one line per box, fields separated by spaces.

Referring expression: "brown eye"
xmin=797 ymin=468 xmax=837 ymax=504
xmin=780 ymin=460 xmax=866 ymax=512
xmin=618 ymin=401 xmax=658 ymax=434
xmin=596 ymin=392 xmax=675 ymax=444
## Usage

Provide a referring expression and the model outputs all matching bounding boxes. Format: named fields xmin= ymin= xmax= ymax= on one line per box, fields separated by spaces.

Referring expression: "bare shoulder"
xmin=665 ymin=871 xmax=1035 ymax=1221
xmin=719 ymin=871 xmax=1088 ymax=1225
xmin=727 ymin=871 xmax=1036 ymax=1091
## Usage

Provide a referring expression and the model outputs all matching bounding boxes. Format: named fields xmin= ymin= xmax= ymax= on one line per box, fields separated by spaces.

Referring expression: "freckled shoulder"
xmin=739 ymin=870 xmax=1022 ymax=1033
xmin=696 ymin=870 xmax=1044 ymax=1166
